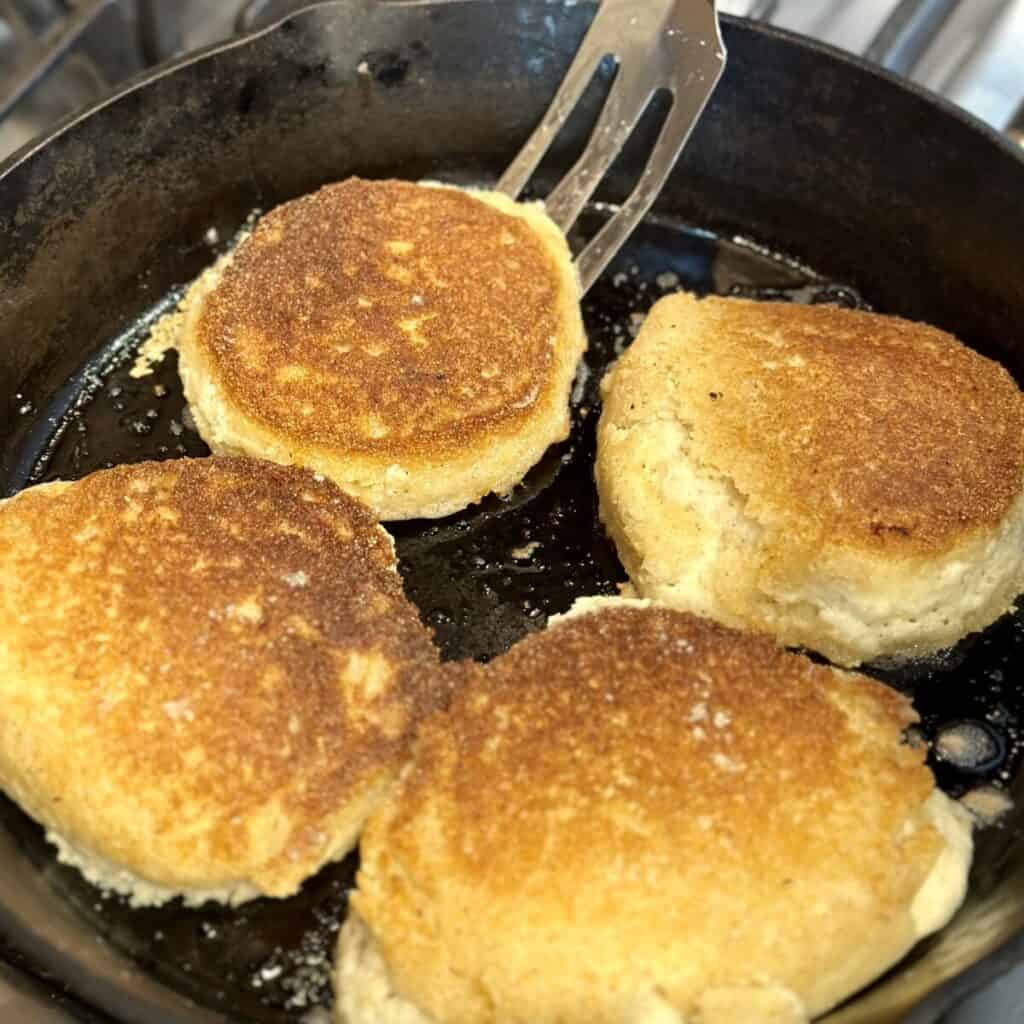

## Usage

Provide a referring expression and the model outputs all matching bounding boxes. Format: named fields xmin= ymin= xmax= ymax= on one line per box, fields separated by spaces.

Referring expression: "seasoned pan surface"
xmin=2 ymin=3 xmax=1024 ymax=1021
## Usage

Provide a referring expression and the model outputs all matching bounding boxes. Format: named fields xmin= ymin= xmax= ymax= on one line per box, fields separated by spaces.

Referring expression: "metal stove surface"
xmin=1 ymin=0 xmax=1023 ymax=160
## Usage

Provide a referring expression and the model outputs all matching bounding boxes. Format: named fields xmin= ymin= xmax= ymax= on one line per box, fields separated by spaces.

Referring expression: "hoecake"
xmin=172 ymin=177 xmax=586 ymax=520
xmin=0 ymin=457 xmax=447 ymax=907
xmin=336 ymin=597 xmax=973 ymax=1024
xmin=596 ymin=291 xmax=1024 ymax=666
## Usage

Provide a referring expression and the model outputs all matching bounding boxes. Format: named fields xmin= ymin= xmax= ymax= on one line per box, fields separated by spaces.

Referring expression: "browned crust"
xmin=387 ymin=605 xmax=931 ymax=878
xmin=613 ymin=293 xmax=1024 ymax=553
xmin=354 ymin=605 xmax=944 ymax=1020
xmin=0 ymin=457 xmax=446 ymax=893
xmin=191 ymin=179 xmax=570 ymax=458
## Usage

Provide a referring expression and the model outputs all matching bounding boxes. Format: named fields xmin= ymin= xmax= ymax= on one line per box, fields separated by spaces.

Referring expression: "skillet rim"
xmin=2 ymin=0 xmax=1024 ymax=184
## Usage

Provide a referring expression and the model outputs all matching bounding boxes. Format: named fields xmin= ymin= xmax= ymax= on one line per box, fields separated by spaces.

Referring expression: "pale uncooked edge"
xmin=335 ymin=911 xmax=435 ymax=1024
xmin=596 ymin=405 xmax=1024 ymax=666
xmin=45 ymin=828 xmax=261 ymax=908
xmin=911 ymin=791 xmax=974 ymax=937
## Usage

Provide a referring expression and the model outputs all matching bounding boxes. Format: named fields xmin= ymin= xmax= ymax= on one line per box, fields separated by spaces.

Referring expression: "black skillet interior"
xmin=2 ymin=2 xmax=1024 ymax=1021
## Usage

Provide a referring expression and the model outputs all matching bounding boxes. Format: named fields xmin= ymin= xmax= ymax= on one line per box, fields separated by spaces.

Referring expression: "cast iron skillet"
xmin=2 ymin=1 xmax=1024 ymax=1021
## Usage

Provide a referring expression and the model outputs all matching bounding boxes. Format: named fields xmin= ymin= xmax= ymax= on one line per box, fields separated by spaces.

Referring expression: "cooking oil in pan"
xmin=4 ymin=207 xmax=1023 ymax=1021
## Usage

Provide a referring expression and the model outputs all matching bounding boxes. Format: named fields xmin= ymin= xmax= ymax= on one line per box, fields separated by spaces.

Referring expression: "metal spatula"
xmin=497 ymin=0 xmax=727 ymax=294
